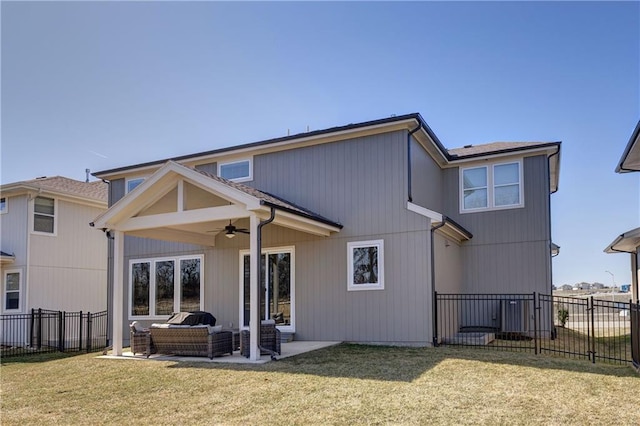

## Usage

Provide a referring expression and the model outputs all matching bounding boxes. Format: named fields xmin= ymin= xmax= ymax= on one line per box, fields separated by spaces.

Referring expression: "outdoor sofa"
xmin=147 ymin=324 xmax=233 ymax=359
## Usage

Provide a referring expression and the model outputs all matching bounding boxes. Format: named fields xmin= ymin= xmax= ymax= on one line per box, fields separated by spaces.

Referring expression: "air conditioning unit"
xmin=500 ymin=299 xmax=529 ymax=333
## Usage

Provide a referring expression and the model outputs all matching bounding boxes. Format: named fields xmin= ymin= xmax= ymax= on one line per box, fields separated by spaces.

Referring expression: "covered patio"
xmin=91 ymin=161 xmax=342 ymax=361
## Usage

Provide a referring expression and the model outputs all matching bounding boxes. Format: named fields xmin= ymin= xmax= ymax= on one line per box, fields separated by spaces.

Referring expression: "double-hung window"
xmin=3 ymin=270 xmax=21 ymax=312
xmin=0 ymin=197 xmax=7 ymax=214
xmin=33 ymin=196 xmax=56 ymax=234
xmin=130 ymin=255 xmax=203 ymax=319
xmin=461 ymin=161 xmax=523 ymax=212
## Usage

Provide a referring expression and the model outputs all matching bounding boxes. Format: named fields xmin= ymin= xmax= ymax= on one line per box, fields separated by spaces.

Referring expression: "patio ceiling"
xmin=90 ymin=160 xmax=342 ymax=245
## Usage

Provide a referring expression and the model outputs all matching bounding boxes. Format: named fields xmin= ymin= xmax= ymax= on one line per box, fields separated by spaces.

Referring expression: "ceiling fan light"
xmin=225 ymin=229 xmax=235 ymax=239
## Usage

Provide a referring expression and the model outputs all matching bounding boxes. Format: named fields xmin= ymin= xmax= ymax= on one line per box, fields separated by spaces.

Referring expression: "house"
xmin=91 ymin=113 xmax=561 ymax=360
xmin=0 ymin=176 xmax=108 ymax=316
xmin=605 ymin=120 xmax=640 ymax=301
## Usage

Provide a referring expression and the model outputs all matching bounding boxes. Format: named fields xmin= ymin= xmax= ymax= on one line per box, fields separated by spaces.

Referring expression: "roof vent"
xmin=463 ymin=144 xmax=473 ymax=149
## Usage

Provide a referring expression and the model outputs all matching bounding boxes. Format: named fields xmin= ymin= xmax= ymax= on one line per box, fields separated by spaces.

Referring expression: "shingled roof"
xmin=1 ymin=176 xmax=108 ymax=203
xmin=448 ymin=141 xmax=560 ymax=158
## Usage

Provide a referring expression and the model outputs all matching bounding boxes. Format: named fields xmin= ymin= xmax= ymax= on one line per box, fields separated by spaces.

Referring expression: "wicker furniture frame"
xmin=240 ymin=322 xmax=281 ymax=358
xmin=148 ymin=327 xmax=233 ymax=359
xmin=130 ymin=330 xmax=156 ymax=356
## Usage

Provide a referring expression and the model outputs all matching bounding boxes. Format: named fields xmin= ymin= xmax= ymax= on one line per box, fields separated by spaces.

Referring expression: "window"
xmin=33 ymin=196 xmax=56 ymax=234
xmin=126 ymin=177 xmax=145 ymax=193
xmin=347 ymin=240 xmax=384 ymax=291
xmin=0 ymin=197 xmax=7 ymax=214
xmin=3 ymin=270 xmax=21 ymax=311
xmin=240 ymin=247 xmax=294 ymax=330
xmin=218 ymin=158 xmax=252 ymax=182
xmin=129 ymin=255 xmax=203 ymax=318
xmin=460 ymin=161 xmax=523 ymax=212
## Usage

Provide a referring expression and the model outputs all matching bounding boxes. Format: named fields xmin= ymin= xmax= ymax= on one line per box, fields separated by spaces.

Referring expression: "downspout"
xmin=431 ymin=218 xmax=447 ymax=347
xmin=256 ymin=207 xmax=277 ymax=359
xmin=407 ymin=122 xmax=423 ymax=203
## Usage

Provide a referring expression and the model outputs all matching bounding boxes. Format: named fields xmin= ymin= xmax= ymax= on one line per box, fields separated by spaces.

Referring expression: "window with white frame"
xmin=129 ymin=255 xmax=203 ymax=318
xmin=3 ymin=270 xmax=21 ymax=311
xmin=347 ymin=240 xmax=384 ymax=291
xmin=126 ymin=177 xmax=145 ymax=193
xmin=0 ymin=197 xmax=7 ymax=214
xmin=218 ymin=158 xmax=252 ymax=182
xmin=460 ymin=161 xmax=523 ymax=212
xmin=33 ymin=196 xmax=56 ymax=234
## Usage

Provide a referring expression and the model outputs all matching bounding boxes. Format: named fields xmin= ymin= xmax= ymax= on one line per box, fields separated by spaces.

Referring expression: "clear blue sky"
xmin=2 ymin=1 xmax=639 ymax=287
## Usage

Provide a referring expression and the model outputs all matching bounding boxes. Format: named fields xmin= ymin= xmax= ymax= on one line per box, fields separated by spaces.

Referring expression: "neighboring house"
xmin=605 ymin=120 xmax=640 ymax=301
xmin=91 ymin=113 xmax=561 ymax=360
xmin=0 ymin=176 xmax=108 ymax=316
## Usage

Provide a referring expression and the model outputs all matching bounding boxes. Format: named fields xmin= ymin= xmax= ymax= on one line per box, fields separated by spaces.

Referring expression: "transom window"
xmin=460 ymin=161 xmax=523 ymax=212
xmin=347 ymin=240 xmax=384 ymax=291
xmin=3 ymin=270 xmax=21 ymax=312
xmin=218 ymin=158 xmax=252 ymax=182
xmin=129 ymin=255 xmax=203 ymax=319
xmin=33 ymin=196 xmax=56 ymax=234
xmin=0 ymin=197 xmax=7 ymax=214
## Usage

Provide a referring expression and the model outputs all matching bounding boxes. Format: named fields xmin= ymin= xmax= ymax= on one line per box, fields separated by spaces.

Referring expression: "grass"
xmin=1 ymin=344 xmax=639 ymax=425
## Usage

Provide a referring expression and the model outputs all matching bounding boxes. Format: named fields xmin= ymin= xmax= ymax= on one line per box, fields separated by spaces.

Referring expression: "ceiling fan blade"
xmin=236 ymin=229 xmax=250 ymax=234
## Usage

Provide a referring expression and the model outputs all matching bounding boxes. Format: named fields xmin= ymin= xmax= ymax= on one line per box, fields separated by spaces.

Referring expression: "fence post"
xmin=532 ymin=292 xmax=536 ymax=354
xmin=37 ymin=309 xmax=42 ymax=349
xmin=86 ymin=312 xmax=93 ymax=353
xmin=58 ymin=311 xmax=65 ymax=352
xmin=30 ymin=308 xmax=35 ymax=348
xmin=589 ymin=297 xmax=595 ymax=364
xmin=78 ymin=311 xmax=83 ymax=352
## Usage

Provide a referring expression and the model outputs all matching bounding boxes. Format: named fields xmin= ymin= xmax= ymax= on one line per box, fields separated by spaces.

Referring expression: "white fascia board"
xmin=407 ymin=202 xmax=443 ymax=222
xmin=270 ymin=209 xmax=341 ymax=237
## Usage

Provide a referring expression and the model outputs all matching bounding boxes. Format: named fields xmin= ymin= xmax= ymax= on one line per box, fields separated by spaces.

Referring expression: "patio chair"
xmin=130 ymin=321 xmax=156 ymax=356
xmin=240 ymin=320 xmax=281 ymax=359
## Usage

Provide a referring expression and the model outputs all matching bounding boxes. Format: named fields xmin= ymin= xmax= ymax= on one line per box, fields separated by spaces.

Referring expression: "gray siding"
xmin=410 ymin=139 xmax=443 ymax=212
xmin=442 ymin=155 xmax=552 ymax=294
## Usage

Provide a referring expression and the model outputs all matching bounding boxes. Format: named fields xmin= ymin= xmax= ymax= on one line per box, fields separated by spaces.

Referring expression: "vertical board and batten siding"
xmin=28 ymin=199 xmax=108 ymax=312
xmin=110 ymin=130 xmax=438 ymax=345
xmin=433 ymin=232 xmax=463 ymax=293
xmin=442 ymin=155 xmax=552 ymax=294
xmin=410 ymin=139 xmax=443 ymax=212
xmin=0 ymin=195 xmax=29 ymax=313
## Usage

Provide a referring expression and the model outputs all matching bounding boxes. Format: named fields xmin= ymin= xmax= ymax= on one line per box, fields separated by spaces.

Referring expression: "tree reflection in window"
xmin=132 ymin=262 xmax=150 ymax=315
xmin=180 ymin=258 xmax=201 ymax=312
xmin=155 ymin=261 xmax=174 ymax=316
xmin=353 ymin=246 xmax=378 ymax=284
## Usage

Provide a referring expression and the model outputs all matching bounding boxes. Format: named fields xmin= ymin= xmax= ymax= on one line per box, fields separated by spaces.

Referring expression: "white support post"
xmin=112 ymin=230 xmax=124 ymax=356
xmin=249 ymin=214 xmax=260 ymax=361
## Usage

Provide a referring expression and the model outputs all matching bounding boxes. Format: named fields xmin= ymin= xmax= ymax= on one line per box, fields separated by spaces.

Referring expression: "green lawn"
xmin=1 ymin=344 xmax=638 ymax=425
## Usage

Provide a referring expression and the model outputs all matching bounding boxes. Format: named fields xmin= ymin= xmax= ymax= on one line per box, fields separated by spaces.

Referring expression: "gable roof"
xmin=92 ymin=113 xmax=561 ymax=192
xmin=91 ymin=161 xmax=341 ymax=244
xmin=616 ymin=120 xmax=640 ymax=173
xmin=1 ymin=176 xmax=108 ymax=206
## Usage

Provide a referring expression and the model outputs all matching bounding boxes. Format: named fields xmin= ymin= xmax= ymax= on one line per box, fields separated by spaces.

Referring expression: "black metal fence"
xmin=435 ymin=292 xmax=639 ymax=367
xmin=1 ymin=309 xmax=108 ymax=358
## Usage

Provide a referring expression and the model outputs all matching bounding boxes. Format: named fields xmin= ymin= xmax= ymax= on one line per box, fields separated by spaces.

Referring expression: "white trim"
xmin=406 ymin=202 xmax=442 ymax=222
xmin=0 ymin=197 xmax=7 ymax=214
xmin=2 ymin=269 xmax=22 ymax=313
xmin=347 ymin=239 xmax=384 ymax=291
xmin=128 ymin=254 xmax=204 ymax=320
xmin=31 ymin=196 xmax=58 ymax=236
xmin=218 ymin=157 xmax=253 ymax=183
xmin=459 ymin=159 xmax=524 ymax=214
xmin=239 ymin=245 xmax=296 ymax=333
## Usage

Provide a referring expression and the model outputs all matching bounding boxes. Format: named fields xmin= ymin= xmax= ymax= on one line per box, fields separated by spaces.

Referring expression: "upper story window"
xmin=218 ymin=158 xmax=252 ymax=182
xmin=126 ymin=177 xmax=145 ymax=193
xmin=0 ymin=197 xmax=7 ymax=214
xmin=33 ymin=196 xmax=56 ymax=234
xmin=460 ymin=160 xmax=523 ymax=213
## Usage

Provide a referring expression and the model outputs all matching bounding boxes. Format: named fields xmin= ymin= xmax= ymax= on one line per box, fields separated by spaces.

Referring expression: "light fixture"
xmin=225 ymin=229 xmax=236 ymax=239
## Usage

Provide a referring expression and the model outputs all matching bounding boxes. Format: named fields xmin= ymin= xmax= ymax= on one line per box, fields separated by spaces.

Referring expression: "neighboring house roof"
xmin=616 ymin=120 xmax=640 ymax=173
xmin=604 ymin=227 xmax=640 ymax=254
xmin=0 ymin=250 xmax=15 ymax=265
xmin=1 ymin=176 xmax=108 ymax=206
xmin=93 ymin=113 xmax=561 ymax=193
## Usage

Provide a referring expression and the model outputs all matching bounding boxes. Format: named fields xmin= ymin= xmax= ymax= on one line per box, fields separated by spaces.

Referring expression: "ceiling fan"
xmin=208 ymin=220 xmax=249 ymax=239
